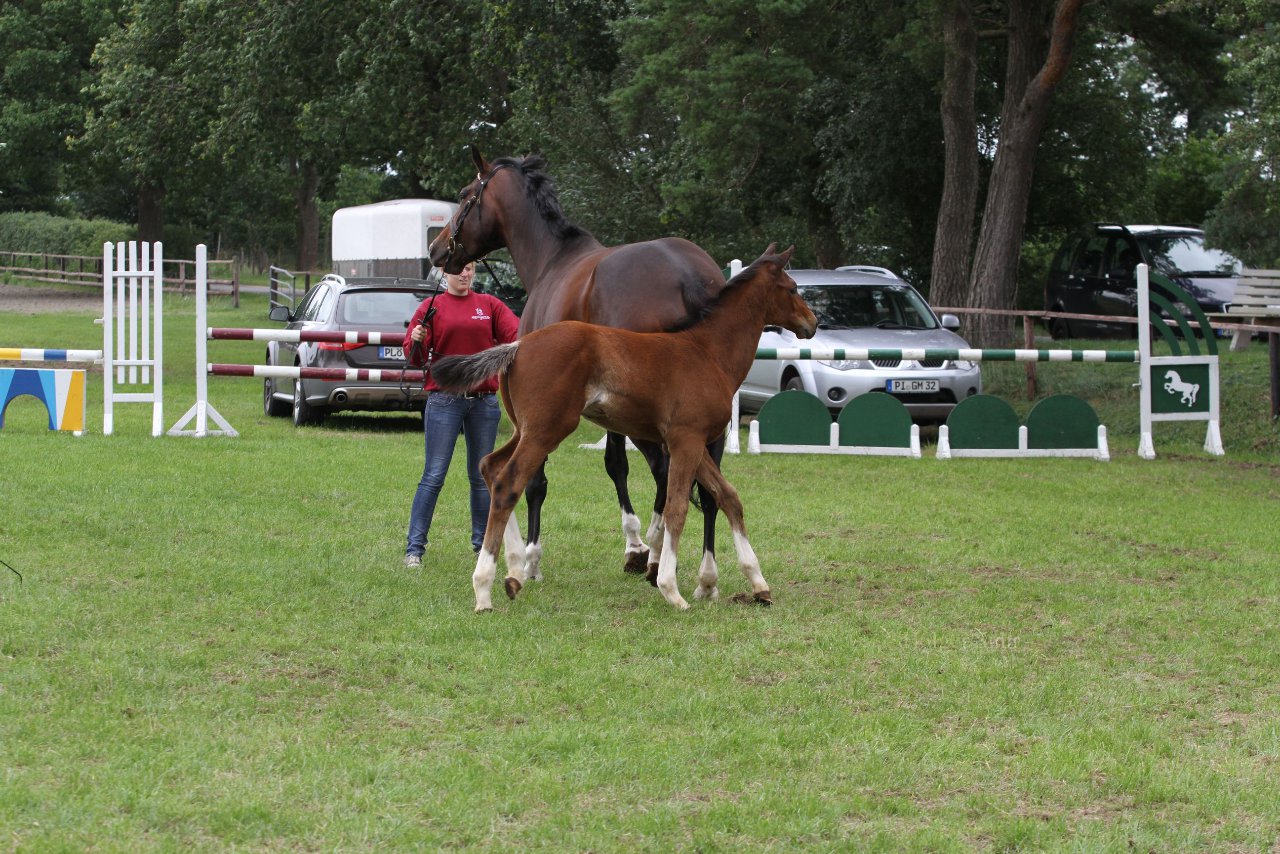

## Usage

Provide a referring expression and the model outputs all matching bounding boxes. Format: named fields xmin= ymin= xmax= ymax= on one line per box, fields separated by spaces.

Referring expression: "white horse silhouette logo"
xmin=1163 ymin=370 xmax=1199 ymax=407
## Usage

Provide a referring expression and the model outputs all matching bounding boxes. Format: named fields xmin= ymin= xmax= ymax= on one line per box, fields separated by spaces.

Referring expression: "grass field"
xmin=2 ymin=287 xmax=1279 ymax=851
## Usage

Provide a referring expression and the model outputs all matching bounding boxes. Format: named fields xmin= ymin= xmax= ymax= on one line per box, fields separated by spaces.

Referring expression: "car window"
xmin=1104 ymin=237 xmax=1138 ymax=277
xmin=1071 ymin=237 xmax=1107 ymax=277
xmin=798 ymin=284 xmax=937 ymax=330
xmin=1137 ymin=233 xmax=1239 ymax=277
xmin=1050 ymin=242 xmax=1075 ymax=274
xmin=295 ymin=285 xmax=330 ymax=322
xmin=339 ymin=290 xmax=431 ymax=326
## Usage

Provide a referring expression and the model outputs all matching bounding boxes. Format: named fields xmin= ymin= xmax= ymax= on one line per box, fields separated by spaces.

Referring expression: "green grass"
xmin=2 ymin=290 xmax=1279 ymax=851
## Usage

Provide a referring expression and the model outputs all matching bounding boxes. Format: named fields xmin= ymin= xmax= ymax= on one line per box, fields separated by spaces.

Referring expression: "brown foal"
xmin=432 ymin=245 xmax=816 ymax=612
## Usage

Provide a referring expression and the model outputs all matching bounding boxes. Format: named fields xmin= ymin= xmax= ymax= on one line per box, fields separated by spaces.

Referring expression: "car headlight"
xmin=952 ymin=360 xmax=977 ymax=371
xmin=817 ymin=359 xmax=867 ymax=371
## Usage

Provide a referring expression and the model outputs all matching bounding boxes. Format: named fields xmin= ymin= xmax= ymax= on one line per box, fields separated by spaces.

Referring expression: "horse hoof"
xmin=475 ymin=606 xmax=493 ymax=614
xmin=504 ymin=577 xmax=522 ymax=600
xmin=645 ymin=566 xmax=659 ymax=587
xmin=624 ymin=549 xmax=650 ymax=574
xmin=754 ymin=590 xmax=772 ymax=606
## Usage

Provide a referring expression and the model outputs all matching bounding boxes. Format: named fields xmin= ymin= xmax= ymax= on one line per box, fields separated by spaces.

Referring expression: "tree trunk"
xmin=808 ymin=201 xmax=844 ymax=269
xmin=293 ymin=160 xmax=321 ymax=272
xmin=967 ymin=0 xmax=1084 ymax=347
xmin=137 ymin=181 xmax=166 ymax=245
xmin=929 ymin=0 xmax=979 ymax=309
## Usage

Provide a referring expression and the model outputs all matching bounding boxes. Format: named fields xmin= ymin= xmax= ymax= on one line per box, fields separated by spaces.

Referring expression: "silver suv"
xmin=264 ymin=274 xmax=443 ymax=426
xmin=739 ymin=267 xmax=983 ymax=423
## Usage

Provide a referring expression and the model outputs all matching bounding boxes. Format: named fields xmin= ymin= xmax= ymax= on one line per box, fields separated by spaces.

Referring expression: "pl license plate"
xmin=380 ymin=346 xmax=405 ymax=361
xmin=886 ymin=378 xmax=939 ymax=393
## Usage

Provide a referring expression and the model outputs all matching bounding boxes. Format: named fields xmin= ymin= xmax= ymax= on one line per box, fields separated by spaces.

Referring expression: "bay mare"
xmin=431 ymin=246 xmax=817 ymax=612
xmin=427 ymin=147 xmax=729 ymax=584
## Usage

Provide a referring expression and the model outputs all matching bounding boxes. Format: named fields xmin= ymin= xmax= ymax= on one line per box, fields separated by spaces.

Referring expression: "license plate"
xmin=886 ymin=379 xmax=939 ymax=393
xmin=380 ymin=346 xmax=405 ymax=360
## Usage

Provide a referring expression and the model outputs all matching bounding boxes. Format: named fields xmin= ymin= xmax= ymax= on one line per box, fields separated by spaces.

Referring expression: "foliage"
xmin=1168 ymin=0 xmax=1280 ymax=266
xmin=0 ymin=210 xmax=131 ymax=256
xmin=610 ymin=0 xmax=849 ymax=264
xmin=0 ymin=0 xmax=1272 ymax=291
xmin=0 ymin=0 xmax=121 ymax=212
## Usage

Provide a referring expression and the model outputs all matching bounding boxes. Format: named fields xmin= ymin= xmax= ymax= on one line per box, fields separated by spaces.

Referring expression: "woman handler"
xmin=403 ymin=262 xmax=520 ymax=567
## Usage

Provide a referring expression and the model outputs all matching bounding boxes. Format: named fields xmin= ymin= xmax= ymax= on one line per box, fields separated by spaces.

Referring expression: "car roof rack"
xmin=835 ymin=265 xmax=899 ymax=278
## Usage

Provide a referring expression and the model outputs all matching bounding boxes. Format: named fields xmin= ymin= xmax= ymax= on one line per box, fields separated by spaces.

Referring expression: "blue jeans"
xmin=406 ymin=392 xmax=502 ymax=556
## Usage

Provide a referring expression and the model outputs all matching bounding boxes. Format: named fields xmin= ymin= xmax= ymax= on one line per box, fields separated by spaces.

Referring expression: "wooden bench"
xmin=1210 ymin=268 xmax=1280 ymax=420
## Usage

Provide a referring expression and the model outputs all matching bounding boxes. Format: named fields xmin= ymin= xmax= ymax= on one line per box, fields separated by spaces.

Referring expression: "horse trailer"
xmin=331 ymin=198 xmax=458 ymax=279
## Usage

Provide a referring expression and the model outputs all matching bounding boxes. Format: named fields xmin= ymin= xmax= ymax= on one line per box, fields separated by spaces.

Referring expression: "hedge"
xmin=0 ymin=211 xmax=134 ymax=257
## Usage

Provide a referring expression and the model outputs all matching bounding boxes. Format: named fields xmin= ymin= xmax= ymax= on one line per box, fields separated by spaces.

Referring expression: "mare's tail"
xmin=431 ymin=342 xmax=520 ymax=393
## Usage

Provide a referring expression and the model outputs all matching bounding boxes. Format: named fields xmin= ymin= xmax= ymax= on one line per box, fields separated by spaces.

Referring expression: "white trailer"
xmin=331 ymin=198 xmax=457 ymax=279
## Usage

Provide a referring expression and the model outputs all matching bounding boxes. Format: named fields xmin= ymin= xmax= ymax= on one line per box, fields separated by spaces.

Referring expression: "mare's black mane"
xmin=493 ymin=155 xmax=593 ymax=245
xmin=494 ymin=152 xmax=722 ymax=328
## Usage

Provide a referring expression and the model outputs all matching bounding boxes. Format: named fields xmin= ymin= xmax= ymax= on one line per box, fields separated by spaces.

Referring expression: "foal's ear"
xmin=778 ymin=245 xmax=795 ymax=264
xmin=469 ymin=144 xmax=489 ymax=174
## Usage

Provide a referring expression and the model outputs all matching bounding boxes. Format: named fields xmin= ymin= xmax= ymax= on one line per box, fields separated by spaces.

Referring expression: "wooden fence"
xmin=0 ymin=249 xmax=240 ymax=307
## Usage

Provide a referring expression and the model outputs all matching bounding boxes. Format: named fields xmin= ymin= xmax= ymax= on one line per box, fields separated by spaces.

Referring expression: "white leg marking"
xmin=473 ymin=549 xmax=498 ymax=613
xmin=523 ymin=541 xmax=543 ymax=582
xmin=646 ymin=512 xmax=665 ymax=569
xmin=622 ymin=511 xmax=645 ymax=552
xmin=694 ymin=550 xmax=720 ymax=601
xmin=503 ymin=515 xmax=527 ymax=583
xmin=655 ymin=528 xmax=690 ymax=610
xmin=645 ymin=511 xmax=663 ymax=544
xmin=732 ymin=528 xmax=769 ymax=594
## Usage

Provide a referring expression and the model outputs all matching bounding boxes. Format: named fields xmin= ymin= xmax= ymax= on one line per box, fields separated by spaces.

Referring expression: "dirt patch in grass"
xmin=0 ymin=282 xmax=101 ymax=314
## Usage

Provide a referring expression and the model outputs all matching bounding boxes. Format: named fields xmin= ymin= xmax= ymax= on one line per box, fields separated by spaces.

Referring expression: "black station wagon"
xmin=1044 ymin=224 xmax=1239 ymax=338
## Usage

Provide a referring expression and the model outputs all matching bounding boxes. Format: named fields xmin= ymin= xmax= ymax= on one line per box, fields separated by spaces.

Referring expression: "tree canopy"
xmin=2 ymin=0 xmax=1275 ymax=341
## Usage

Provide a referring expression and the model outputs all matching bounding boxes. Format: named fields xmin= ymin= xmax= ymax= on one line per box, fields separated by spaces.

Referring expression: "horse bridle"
xmin=404 ymin=163 xmax=513 ymax=402
xmin=442 ymin=162 xmax=512 ymax=269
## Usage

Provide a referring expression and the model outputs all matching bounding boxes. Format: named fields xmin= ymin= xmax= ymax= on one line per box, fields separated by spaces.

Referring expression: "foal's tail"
xmin=431 ymin=342 xmax=520 ymax=393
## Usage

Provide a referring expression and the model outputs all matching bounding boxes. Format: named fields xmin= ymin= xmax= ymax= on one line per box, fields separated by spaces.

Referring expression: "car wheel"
xmin=264 ymin=377 xmax=290 ymax=417
xmin=1048 ymin=314 xmax=1071 ymax=341
xmin=783 ymin=374 xmax=805 ymax=393
xmin=292 ymin=377 xmax=324 ymax=427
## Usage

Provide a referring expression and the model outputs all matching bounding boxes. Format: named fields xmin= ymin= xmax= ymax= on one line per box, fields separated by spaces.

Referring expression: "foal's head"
xmin=739 ymin=244 xmax=817 ymax=340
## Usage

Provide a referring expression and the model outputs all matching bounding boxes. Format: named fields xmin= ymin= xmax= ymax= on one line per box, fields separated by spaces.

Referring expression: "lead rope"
xmin=401 ymin=290 xmax=441 ymax=404
xmin=479 ymin=256 xmax=511 ymax=301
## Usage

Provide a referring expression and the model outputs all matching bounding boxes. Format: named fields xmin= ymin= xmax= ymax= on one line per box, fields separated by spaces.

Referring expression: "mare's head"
xmin=427 ymin=146 xmax=588 ymax=274
xmin=738 ymin=244 xmax=817 ymax=339
xmin=428 ymin=146 xmax=514 ymax=274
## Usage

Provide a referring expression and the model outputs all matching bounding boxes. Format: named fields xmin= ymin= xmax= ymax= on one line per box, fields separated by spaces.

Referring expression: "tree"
xmin=608 ymin=0 xmax=847 ymax=264
xmin=1189 ymin=0 xmax=1280 ymax=266
xmin=197 ymin=0 xmax=373 ymax=270
xmin=80 ymin=0 xmax=224 ymax=243
xmin=0 ymin=0 xmax=120 ymax=213
xmin=339 ymin=0 xmax=496 ymax=200
xmin=928 ymin=0 xmax=1084 ymax=346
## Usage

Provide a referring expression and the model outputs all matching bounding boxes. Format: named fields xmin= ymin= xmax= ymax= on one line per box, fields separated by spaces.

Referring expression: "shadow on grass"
xmin=311 ymin=412 xmax=424 ymax=434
